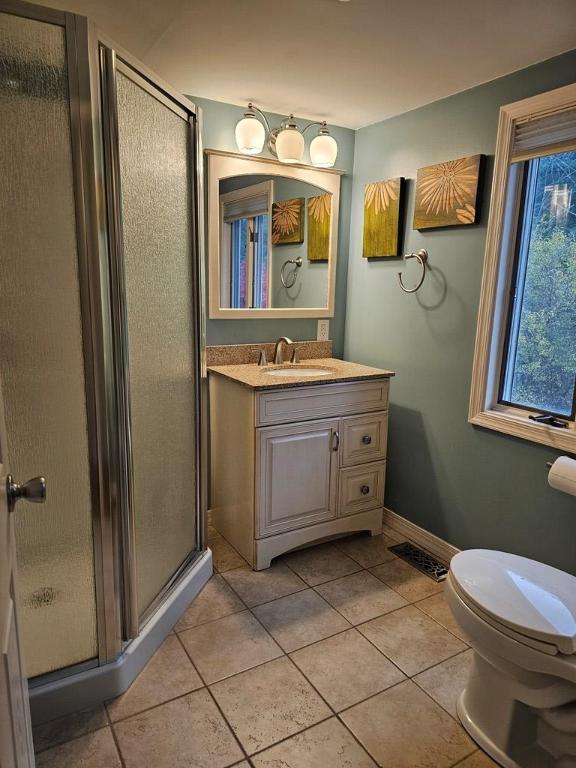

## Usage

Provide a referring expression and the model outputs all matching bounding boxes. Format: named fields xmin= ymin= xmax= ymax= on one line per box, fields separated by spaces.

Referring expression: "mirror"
xmin=207 ymin=151 xmax=342 ymax=318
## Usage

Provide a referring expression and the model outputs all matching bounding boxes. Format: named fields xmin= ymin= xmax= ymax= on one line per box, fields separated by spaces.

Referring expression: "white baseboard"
xmin=382 ymin=507 xmax=459 ymax=566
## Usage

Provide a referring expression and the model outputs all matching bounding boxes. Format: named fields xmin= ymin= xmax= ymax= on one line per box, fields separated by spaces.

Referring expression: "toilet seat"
xmin=450 ymin=550 xmax=576 ymax=655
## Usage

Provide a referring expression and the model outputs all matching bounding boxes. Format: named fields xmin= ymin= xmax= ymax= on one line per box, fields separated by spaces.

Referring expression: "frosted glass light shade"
xmin=235 ymin=115 xmax=265 ymax=155
xmin=276 ymin=126 xmax=305 ymax=163
xmin=310 ymin=132 xmax=338 ymax=168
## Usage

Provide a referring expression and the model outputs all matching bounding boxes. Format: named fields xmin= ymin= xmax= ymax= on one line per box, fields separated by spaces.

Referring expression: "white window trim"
xmin=469 ymin=82 xmax=576 ymax=453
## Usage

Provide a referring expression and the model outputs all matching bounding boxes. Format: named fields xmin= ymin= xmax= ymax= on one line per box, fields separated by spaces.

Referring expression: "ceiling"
xmin=38 ymin=0 xmax=576 ymax=128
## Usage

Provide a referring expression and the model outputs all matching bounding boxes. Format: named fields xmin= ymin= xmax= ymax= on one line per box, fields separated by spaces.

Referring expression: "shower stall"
xmin=0 ymin=0 xmax=210 ymax=721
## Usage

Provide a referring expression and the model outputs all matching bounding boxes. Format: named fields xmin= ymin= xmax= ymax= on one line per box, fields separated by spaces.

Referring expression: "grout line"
xmin=412 ymin=596 xmax=470 ymax=646
xmin=174 ymin=631 xmax=252 ymax=763
xmin=411 ymin=648 xmax=474 ymax=723
xmin=33 ymin=723 xmax=110 ymax=756
xmin=174 ymin=606 xmax=246 ymax=634
xmin=246 ymin=713 xmax=335 ymax=760
xmin=449 ymin=750 xmax=485 ymax=767
xmin=108 ymin=722 xmax=128 ymax=768
xmin=105 ymin=684 xmax=206 ymax=727
xmin=218 ymin=570 xmax=309 ymax=610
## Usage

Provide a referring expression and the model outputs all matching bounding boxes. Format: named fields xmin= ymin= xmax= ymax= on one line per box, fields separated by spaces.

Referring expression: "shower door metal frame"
xmin=1 ymin=0 xmax=207 ymax=682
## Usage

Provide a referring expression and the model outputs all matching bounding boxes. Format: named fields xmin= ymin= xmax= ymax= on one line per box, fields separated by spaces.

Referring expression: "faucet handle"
xmin=290 ymin=347 xmax=300 ymax=364
xmin=258 ymin=349 xmax=267 ymax=366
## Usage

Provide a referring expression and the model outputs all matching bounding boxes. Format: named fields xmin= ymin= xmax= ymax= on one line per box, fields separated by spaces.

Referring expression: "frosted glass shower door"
xmin=0 ymin=10 xmax=97 ymax=676
xmin=112 ymin=59 xmax=200 ymax=620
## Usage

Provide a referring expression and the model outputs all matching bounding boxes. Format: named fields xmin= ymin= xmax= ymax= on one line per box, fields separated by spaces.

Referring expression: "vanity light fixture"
xmin=235 ymin=103 xmax=338 ymax=167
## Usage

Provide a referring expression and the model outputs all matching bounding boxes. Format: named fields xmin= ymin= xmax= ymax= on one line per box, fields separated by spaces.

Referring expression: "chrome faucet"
xmin=273 ymin=336 xmax=294 ymax=365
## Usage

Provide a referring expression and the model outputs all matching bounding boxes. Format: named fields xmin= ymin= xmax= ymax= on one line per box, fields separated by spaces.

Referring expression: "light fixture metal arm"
xmin=247 ymin=102 xmax=271 ymax=135
xmin=301 ymin=120 xmax=326 ymax=134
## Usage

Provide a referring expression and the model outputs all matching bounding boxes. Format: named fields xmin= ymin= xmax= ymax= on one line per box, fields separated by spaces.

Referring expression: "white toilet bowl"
xmin=446 ymin=549 xmax=576 ymax=768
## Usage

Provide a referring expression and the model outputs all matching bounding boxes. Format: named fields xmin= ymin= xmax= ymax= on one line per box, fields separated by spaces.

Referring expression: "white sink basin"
xmin=264 ymin=366 xmax=332 ymax=378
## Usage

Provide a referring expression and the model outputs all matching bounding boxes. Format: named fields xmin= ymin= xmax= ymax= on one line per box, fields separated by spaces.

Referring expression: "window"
xmin=219 ymin=181 xmax=272 ymax=309
xmin=500 ymin=151 xmax=576 ymax=420
xmin=228 ymin=214 xmax=269 ymax=308
xmin=470 ymin=84 xmax=576 ymax=451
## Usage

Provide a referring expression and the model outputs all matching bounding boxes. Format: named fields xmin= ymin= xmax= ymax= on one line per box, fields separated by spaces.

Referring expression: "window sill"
xmin=469 ymin=407 xmax=576 ymax=453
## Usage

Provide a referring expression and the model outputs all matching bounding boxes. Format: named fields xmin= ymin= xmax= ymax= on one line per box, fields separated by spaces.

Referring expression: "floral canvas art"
xmin=413 ymin=154 xmax=484 ymax=229
xmin=271 ymin=197 xmax=304 ymax=244
xmin=363 ymin=177 xmax=405 ymax=257
xmin=307 ymin=193 xmax=332 ymax=261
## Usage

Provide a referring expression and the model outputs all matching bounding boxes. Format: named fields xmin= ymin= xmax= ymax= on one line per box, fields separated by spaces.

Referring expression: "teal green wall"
xmin=344 ymin=51 xmax=576 ymax=574
xmin=191 ymin=96 xmax=355 ymax=355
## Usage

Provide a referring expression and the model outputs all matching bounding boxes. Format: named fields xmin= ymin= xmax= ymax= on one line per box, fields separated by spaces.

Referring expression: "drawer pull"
xmin=360 ymin=485 xmax=370 ymax=495
xmin=332 ymin=430 xmax=340 ymax=452
xmin=361 ymin=435 xmax=372 ymax=445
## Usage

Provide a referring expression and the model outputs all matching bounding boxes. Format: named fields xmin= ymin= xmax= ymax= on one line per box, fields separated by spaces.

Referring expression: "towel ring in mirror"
xmin=281 ymin=257 xmax=303 ymax=288
xmin=398 ymin=249 xmax=428 ymax=293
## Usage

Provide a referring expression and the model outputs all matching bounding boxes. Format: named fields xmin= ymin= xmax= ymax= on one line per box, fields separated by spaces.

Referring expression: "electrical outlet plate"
xmin=317 ymin=320 xmax=329 ymax=341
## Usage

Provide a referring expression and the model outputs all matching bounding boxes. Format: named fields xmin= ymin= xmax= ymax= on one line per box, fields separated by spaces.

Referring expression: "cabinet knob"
xmin=360 ymin=485 xmax=370 ymax=496
xmin=361 ymin=435 xmax=372 ymax=445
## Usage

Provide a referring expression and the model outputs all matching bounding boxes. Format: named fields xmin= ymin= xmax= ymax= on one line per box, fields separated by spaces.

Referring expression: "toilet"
xmin=446 ymin=549 xmax=576 ymax=768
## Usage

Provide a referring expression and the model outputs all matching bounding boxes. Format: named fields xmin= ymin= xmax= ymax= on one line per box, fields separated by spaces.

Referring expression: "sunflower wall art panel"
xmin=362 ymin=177 xmax=405 ymax=258
xmin=272 ymin=197 xmax=305 ymax=245
xmin=413 ymin=154 xmax=484 ymax=229
xmin=308 ymin=193 xmax=332 ymax=261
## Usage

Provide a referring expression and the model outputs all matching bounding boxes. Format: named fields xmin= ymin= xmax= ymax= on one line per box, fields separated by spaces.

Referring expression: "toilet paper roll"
xmin=548 ymin=456 xmax=576 ymax=497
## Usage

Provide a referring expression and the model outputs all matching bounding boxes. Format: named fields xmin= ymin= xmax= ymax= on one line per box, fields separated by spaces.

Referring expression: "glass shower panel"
xmin=0 ymin=13 xmax=97 ymax=676
xmin=115 ymin=69 xmax=198 ymax=617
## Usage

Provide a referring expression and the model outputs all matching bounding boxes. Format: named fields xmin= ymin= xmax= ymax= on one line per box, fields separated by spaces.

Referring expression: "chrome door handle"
xmin=332 ymin=430 xmax=340 ymax=451
xmin=6 ymin=475 xmax=46 ymax=513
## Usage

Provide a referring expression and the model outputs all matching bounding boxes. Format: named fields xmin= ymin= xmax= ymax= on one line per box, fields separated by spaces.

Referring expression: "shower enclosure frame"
xmin=1 ymin=0 xmax=210 ymax=719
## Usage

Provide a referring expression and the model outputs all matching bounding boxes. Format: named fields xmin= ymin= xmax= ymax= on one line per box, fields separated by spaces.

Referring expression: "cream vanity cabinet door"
xmin=256 ymin=419 xmax=339 ymax=537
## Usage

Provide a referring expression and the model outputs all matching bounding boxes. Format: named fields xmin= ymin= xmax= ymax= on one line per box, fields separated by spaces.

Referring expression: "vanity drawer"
xmin=340 ymin=411 xmax=388 ymax=467
xmin=338 ymin=461 xmax=386 ymax=517
xmin=256 ymin=379 xmax=389 ymax=426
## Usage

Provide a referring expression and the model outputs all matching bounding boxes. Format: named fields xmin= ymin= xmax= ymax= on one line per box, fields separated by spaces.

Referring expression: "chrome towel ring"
xmin=398 ymin=249 xmax=428 ymax=293
xmin=280 ymin=257 xmax=303 ymax=288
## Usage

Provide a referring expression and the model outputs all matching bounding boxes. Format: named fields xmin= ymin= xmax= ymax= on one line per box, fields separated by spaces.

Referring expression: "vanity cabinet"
xmin=209 ymin=372 xmax=391 ymax=569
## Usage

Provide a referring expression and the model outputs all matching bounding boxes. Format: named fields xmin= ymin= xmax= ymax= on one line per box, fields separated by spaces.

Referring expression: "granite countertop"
xmin=207 ymin=357 xmax=395 ymax=391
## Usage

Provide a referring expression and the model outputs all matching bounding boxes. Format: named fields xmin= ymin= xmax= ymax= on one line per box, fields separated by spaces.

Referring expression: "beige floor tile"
xmin=453 ymin=750 xmax=499 ymax=767
xmin=106 ymin=635 xmax=203 ymax=722
xmin=416 ymin=592 xmax=469 ymax=642
xmin=370 ymin=558 xmax=444 ymax=602
xmin=210 ymin=533 xmax=248 ymax=572
xmin=210 ymin=656 xmax=331 ymax=755
xmin=290 ymin=629 xmax=404 ymax=711
xmin=113 ymin=688 xmax=243 ymax=768
xmin=252 ymin=589 xmax=350 ymax=652
xmin=335 ymin=533 xmax=399 ymax=568
xmin=222 ymin=562 xmax=307 ymax=607
xmin=175 ymin=574 xmax=244 ymax=631
xmin=340 ymin=680 xmax=474 ymax=768
xmin=33 ymin=705 xmax=108 ymax=752
xmin=283 ymin=543 xmax=361 ymax=586
xmin=36 ymin=727 xmax=121 ymax=768
xmin=358 ymin=605 xmax=467 ymax=676
xmin=178 ymin=610 xmax=282 ymax=683
xmin=414 ymin=650 xmax=474 ymax=718
xmin=252 ymin=717 xmax=378 ymax=767
xmin=315 ymin=570 xmax=407 ymax=624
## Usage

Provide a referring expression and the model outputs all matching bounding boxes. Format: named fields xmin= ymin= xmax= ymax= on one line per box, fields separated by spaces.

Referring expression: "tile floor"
xmin=33 ymin=528 xmax=498 ymax=768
